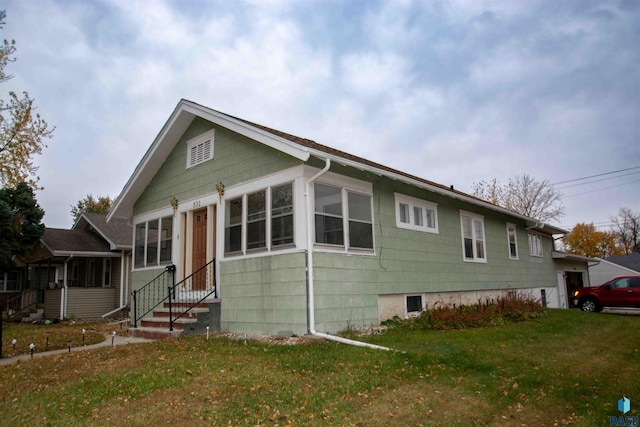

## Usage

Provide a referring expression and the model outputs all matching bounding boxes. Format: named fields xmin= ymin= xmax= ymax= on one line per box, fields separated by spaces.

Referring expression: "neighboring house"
xmin=589 ymin=253 xmax=640 ymax=286
xmin=23 ymin=212 xmax=132 ymax=319
xmin=108 ymin=99 xmax=589 ymax=336
xmin=0 ymin=268 xmax=24 ymax=313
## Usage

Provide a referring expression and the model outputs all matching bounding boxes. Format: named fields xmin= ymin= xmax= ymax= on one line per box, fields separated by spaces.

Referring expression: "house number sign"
xmin=193 ymin=200 xmax=201 ymax=208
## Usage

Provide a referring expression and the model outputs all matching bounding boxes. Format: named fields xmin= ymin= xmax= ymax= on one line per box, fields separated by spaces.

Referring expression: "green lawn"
xmin=0 ymin=321 xmax=119 ymax=357
xmin=0 ymin=309 xmax=638 ymax=426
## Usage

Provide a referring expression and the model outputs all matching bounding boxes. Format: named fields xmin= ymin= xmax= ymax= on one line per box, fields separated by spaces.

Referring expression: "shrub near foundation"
xmin=382 ymin=293 xmax=546 ymax=330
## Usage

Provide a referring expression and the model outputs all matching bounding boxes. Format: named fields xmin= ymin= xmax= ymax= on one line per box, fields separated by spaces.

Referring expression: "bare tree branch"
xmin=471 ymin=174 xmax=565 ymax=223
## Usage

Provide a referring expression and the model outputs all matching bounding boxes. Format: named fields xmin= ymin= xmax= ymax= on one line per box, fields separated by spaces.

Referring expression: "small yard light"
xmin=111 ymin=331 xmax=116 ymax=346
xmin=12 ymin=339 xmax=17 ymax=350
xmin=82 ymin=329 xmax=86 ymax=344
xmin=45 ymin=332 xmax=50 ymax=349
xmin=29 ymin=343 xmax=35 ymax=359
xmin=67 ymin=340 xmax=72 ymax=352
xmin=206 ymin=326 xmax=209 ymax=341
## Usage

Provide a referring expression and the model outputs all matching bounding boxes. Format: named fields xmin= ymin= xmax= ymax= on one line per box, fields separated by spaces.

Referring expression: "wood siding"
xmin=44 ymin=289 xmax=62 ymax=319
xmin=66 ymin=288 xmax=118 ymax=319
xmin=134 ymin=117 xmax=301 ymax=216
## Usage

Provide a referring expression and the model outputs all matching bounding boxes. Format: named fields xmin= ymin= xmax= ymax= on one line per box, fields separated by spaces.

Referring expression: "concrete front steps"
xmin=130 ymin=300 xmax=221 ymax=340
xmin=21 ymin=307 xmax=45 ymax=323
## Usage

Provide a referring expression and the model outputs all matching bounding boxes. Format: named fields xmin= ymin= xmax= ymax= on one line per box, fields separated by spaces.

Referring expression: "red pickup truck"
xmin=572 ymin=275 xmax=640 ymax=312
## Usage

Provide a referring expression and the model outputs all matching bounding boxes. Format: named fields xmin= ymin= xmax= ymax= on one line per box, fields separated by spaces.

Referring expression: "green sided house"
xmin=108 ymin=99 xmax=589 ymax=338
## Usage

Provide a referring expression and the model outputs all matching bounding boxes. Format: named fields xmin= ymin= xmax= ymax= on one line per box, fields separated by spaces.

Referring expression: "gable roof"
xmin=41 ymin=228 xmax=111 ymax=254
xmin=603 ymin=253 xmax=640 ymax=273
xmin=109 ymin=99 xmax=567 ymax=235
xmin=76 ymin=212 xmax=132 ymax=250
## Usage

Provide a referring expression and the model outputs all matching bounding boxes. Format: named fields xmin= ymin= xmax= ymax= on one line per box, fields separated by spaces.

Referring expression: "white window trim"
xmin=0 ymin=272 xmax=18 ymax=292
xmin=186 ymin=129 xmax=215 ymax=169
xmin=405 ymin=293 xmax=425 ymax=318
xmin=507 ymin=223 xmax=518 ymax=260
xmin=394 ymin=193 xmax=438 ymax=233
xmin=460 ymin=210 xmax=487 ymax=263
xmin=312 ymin=180 xmax=376 ymax=255
xmin=102 ymin=258 xmax=111 ymax=287
xmin=528 ymin=232 xmax=543 ymax=257
xmin=133 ymin=215 xmax=175 ymax=270
xmin=224 ymin=181 xmax=296 ymax=257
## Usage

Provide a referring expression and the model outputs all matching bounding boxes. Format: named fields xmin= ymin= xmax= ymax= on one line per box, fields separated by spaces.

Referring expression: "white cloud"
xmin=0 ymin=0 xmax=637 ymax=231
xmin=340 ymin=52 xmax=411 ymax=97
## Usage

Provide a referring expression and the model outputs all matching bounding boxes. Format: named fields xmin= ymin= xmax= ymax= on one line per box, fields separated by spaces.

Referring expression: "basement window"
xmin=406 ymin=295 xmax=423 ymax=317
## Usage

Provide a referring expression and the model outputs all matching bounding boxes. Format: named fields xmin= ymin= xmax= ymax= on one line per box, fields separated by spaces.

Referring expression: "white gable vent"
xmin=186 ymin=129 xmax=215 ymax=168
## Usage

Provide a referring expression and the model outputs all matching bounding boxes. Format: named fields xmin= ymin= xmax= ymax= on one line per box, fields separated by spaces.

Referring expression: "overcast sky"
xmin=2 ymin=0 xmax=639 ymax=231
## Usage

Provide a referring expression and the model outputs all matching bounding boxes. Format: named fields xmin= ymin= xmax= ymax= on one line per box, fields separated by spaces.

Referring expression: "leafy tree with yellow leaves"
xmin=0 ymin=10 xmax=54 ymax=190
xmin=562 ymin=223 xmax=622 ymax=258
xmin=71 ymin=194 xmax=114 ymax=224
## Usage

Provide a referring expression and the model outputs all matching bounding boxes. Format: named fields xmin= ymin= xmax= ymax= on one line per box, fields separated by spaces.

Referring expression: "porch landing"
xmin=130 ymin=299 xmax=221 ymax=340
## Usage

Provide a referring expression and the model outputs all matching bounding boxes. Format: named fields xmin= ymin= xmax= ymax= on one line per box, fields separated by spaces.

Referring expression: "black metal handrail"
xmin=131 ymin=265 xmax=175 ymax=328
xmin=167 ymin=259 xmax=216 ymax=331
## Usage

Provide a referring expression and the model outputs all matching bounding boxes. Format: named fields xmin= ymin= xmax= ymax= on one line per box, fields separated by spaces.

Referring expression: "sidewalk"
xmin=0 ymin=333 xmax=154 ymax=366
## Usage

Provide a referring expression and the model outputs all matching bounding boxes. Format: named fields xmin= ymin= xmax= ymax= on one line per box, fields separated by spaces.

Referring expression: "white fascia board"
xmin=306 ymin=149 xmax=568 ymax=236
xmin=181 ymin=102 xmax=311 ymax=162
xmin=52 ymin=251 xmax=118 ymax=258
xmin=108 ymin=100 xmax=311 ymax=222
xmin=108 ymin=103 xmax=193 ymax=222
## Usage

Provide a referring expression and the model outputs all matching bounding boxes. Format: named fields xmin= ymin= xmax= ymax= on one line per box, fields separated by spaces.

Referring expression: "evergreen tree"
xmin=0 ymin=181 xmax=45 ymax=267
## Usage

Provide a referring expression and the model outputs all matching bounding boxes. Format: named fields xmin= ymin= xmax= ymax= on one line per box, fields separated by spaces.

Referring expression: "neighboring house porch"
xmin=15 ymin=213 xmax=133 ymax=320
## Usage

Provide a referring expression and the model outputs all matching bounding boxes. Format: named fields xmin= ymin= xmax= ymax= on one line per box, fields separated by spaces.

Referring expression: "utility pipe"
xmin=303 ymin=158 xmax=395 ymax=352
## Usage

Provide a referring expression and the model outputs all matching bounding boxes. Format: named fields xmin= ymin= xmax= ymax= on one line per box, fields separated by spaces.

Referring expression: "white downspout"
xmin=125 ymin=252 xmax=130 ymax=305
xmin=62 ymin=255 xmax=72 ymax=320
xmin=119 ymin=251 xmax=125 ymax=307
xmin=101 ymin=251 xmax=130 ymax=318
xmin=304 ymin=158 xmax=395 ymax=352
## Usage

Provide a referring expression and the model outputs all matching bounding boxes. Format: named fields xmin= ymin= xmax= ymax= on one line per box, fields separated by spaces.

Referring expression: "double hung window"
xmin=134 ymin=216 xmax=174 ymax=268
xmin=247 ymin=191 xmax=267 ymax=250
xmin=507 ymin=223 xmax=518 ymax=259
xmin=528 ymin=233 xmax=543 ymax=257
xmin=271 ymin=183 xmax=294 ymax=247
xmin=314 ymin=183 xmax=374 ymax=251
xmin=225 ymin=198 xmax=243 ymax=253
xmin=460 ymin=211 xmax=486 ymax=262
xmin=0 ymin=272 xmax=20 ymax=291
xmin=224 ymin=182 xmax=294 ymax=255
